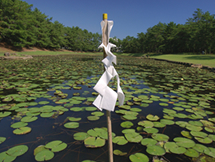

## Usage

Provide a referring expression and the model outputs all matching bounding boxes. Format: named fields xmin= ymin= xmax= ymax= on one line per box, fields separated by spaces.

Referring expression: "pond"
xmin=0 ymin=55 xmax=214 ymax=162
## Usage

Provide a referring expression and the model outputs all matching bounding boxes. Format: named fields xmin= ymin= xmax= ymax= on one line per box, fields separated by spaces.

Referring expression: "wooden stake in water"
xmin=102 ymin=13 xmax=113 ymax=162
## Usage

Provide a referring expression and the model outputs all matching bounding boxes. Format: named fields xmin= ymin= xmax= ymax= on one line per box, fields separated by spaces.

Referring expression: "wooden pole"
xmin=102 ymin=13 xmax=113 ymax=162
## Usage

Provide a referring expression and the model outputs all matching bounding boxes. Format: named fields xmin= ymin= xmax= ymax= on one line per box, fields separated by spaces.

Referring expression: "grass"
xmin=149 ymin=54 xmax=215 ymax=68
xmin=1 ymin=47 xmax=214 ymax=68
xmin=0 ymin=51 xmax=103 ymax=56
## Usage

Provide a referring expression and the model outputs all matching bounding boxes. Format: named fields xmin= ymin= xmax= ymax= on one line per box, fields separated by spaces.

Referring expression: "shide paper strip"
xmin=93 ymin=20 xmax=125 ymax=111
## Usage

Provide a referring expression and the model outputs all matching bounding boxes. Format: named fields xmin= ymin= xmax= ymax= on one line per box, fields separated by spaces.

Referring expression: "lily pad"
xmin=141 ymin=138 xmax=157 ymax=146
xmin=170 ymin=146 xmax=186 ymax=154
xmin=7 ymin=145 xmax=28 ymax=157
xmin=184 ymin=148 xmax=199 ymax=157
xmin=87 ymin=116 xmax=100 ymax=121
xmin=113 ymin=149 xmax=127 ymax=156
xmin=125 ymin=133 xmax=143 ymax=143
xmin=35 ymin=149 xmax=54 ymax=161
xmin=129 ymin=153 xmax=149 ymax=162
xmin=181 ymin=131 xmax=192 ymax=139
xmin=204 ymin=147 xmax=215 ymax=158
xmin=143 ymin=128 xmax=159 ymax=134
xmin=11 ymin=122 xmax=28 ymax=128
xmin=91 ymin=112 xmax=104 ymax=116
xmin=0 ymin=112 xmax=11 ymax=118
xmin=174 ymin=137 xmax=195 ymax=148
xmin=152 ymin=133 xmax=169 ymax=142
xmin=112 ymin=136 xmax=128 ymax=145
xmin=190 ymin=131 xmax=207 ymax=138
xmin=138 ymin=120 xmax=154 ymax=128
xmin=192 ymin=144 xmax=208 ymax=153
xmin=13 ymin=127 xmax=31 ymax=135
xmin=146 ymin=114 xmax=159 ymax=121
xmin=120 ymin=121 xmax=133 ymax=128
xmin=64 ymin=122 xmax=79 ymax=129
xmin=160 ymin=119 xmax=174 ymax=125
xmin=153 ymin=122 xmax=166 ymax=128
xmin=74 ymin=132 xmax=90 ymax=141
xmin=84 ymin=137 xmax=105 ymax=148
xmin=194 ymin=137 xmax=213 ymax=144
xmin=45 ymin=140 xmax=67 ymax=152
xmin=21 ymin=116 xmax=38 ymax=122
xmin=68 ymin=117 xmax=82 ymax=121
xmin=0 ymin=137 xmax=6 ymax=144
xmin=122 ymin=114 xmax=137 ymax=120
xmin=146 ymin=145 xmax=166 ymax=156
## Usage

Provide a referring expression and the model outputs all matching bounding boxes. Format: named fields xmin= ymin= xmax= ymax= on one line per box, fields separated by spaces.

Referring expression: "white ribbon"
xmin=93 ymin=20 xmax=125 ymax=111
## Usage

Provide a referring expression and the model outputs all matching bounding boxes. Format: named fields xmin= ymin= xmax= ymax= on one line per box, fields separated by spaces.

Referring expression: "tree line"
xmin=0 ymin=0 xmax=214 ymax=54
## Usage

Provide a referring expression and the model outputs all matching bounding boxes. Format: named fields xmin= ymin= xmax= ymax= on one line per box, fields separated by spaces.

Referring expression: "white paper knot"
xmin=93 ymin=20 xmax=125 ymax=111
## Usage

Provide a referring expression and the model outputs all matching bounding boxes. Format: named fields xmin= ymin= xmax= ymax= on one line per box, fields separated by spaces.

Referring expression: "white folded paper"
xmin=93 ymin=20 xmax=125 ymax=111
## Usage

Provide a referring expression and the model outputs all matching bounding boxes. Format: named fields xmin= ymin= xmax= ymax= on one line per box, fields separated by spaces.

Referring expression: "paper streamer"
xmin=93 ymin=20 xmax=125 ymax=111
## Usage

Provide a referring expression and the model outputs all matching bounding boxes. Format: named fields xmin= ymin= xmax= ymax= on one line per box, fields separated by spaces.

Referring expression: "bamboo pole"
xmin=102 ymin=13 xmax=113 ymax=162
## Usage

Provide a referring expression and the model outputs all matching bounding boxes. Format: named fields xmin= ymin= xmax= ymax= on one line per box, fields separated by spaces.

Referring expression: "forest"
xmin=0 ymin=0 xmax=215 ymax=54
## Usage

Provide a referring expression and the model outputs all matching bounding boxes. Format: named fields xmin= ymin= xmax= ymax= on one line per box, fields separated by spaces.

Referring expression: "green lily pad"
xmin=64 ymin=122 xmax=79 ymax=129
xmin=192 ymin=144 xmax=208 ymax=153
xmin=113 ymin=149 xmax=127 ymax=156
xmin=40 ymin=112 xmax=54 ymax=118
xmin=138 ymin=120 xmax=154 ymax=128
xmin=159 ymin=103 xmax=168 ymax=106
xmin=194 ymin=137 xmax=213 ymax=144
xmin=208 ymin=134 xmax=215 ymax=141
xmin=146 ymin=145 xmax=166 ymax=156
xmin=11 ymin=122 xmax=28 ymax=128
xmin=125 ymin=133 xmax=143 ymax=143
xmin=122 ymin=129 xmax=136 ymax=134
xmin=200 ymin=120 xmax=214 ymax=127
xmin=68 ymin=117 xmax=82 ymax=121
xmin=85 ymin=107 xmax=97 ymax=111
xmin=164 ymin=142 xmax=178 ymax=152
xmin=91 ymin=112 xmax=104 ymax=116
xmin=70 ymin=107 xmax=84 ymax=112
xmin=141 ymin=138 xmax=157 ymax=146
xmin=122 ymin=115 xmax=137 ymax=120
xmin=34 ymin=145 xmax=46 ymax=156
xmin=87 ymin=116 xmax=100 ymax=121
xmin=184 ymin=148 xmax=199 ymax=157
xmin=153 ymin=122 xmax=166 ymax=128
xmin=0 ymin=137 xmax=6 ymax=144
xmin=204 ymin=147 xmax=215 ymax=158
xmin=152 ymin=133 xmax=169 ymax=142
xmin=175 ymin=121 xmax=188 ymax=128
xmin=189 ymin=121 xmax=203 ymax=127
xmin=45 ymin=140 xmax=67 ymax=152
xmin=112 ymin=136 xmax=128 ymax=145
xmin=170 ymin=146 xmax=186 ymax=154
xmin=143 ymin=128 xmax=158 ymax=134
xmin=130 ymin=108 xmax=142 ymax=112
xmin=0 ymin=151 xmax=16 ymax=162
xmin=129 ymin=153 xmax=149 ymax=162
xmin=181 ymin=131 xmax=192 ymax=139
xmin=160 ymin=119 xmax=174 ymax=125
xmin=0 ymin=112 xmax=11 ymax=118
xmin=13 ymin=127 xmax=31 ymax=135
xmin=7 ymin=145 xmax=28 ymax=157
xmin=74 ymin=132 xmax=90 ymax=141
xmin=120 ymin=121 xmax=133 ymax=128
xmin=146 ymin=114 xmax=159 ymax=121
xmin=190 ymin=131 xmax=207 ymax=138
xmin=35 ymin=149 xmax=54 ymax=161
xmin=174 ymin=137 xmax=195 ymax=148
xmin=21 ymin=116 xmax=38 ymax=122
xmin=186 ymin=124 xmax=202 ymax=131
xmin=84 ymin=137 xmax=105 ymax=148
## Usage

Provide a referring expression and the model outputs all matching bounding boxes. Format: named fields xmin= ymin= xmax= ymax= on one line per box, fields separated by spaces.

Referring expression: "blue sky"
xmin=23 ymin=0 xmax=215 ymax=40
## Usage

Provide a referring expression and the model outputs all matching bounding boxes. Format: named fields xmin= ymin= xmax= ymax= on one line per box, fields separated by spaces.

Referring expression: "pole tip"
xmin=103 ymin=13 xmax=108 ymax=20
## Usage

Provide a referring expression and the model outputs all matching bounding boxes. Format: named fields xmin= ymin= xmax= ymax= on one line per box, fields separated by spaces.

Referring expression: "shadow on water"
xmin=184 ymin=55 xmax=215 ymax=60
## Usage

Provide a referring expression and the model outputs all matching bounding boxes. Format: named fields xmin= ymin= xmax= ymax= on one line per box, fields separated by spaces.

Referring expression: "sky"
xmin=22 ymin=0 xmax=215 ymax=40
